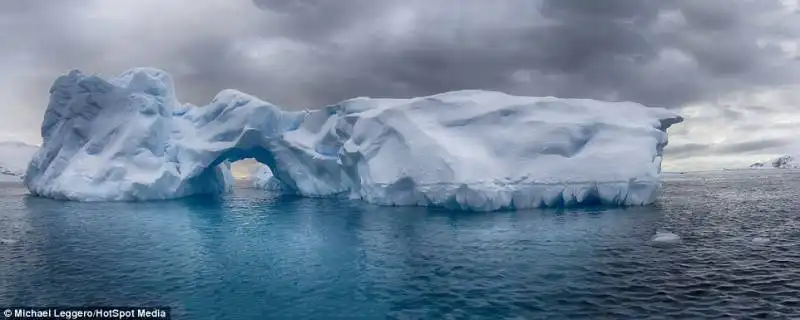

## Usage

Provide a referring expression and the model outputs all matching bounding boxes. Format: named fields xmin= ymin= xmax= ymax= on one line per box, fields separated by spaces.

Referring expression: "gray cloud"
xmin=1 ymin=0 xmax=799 ymax=168
xmin=664 ymin=143 xmax=710 ymax=158
xmin=717 ymin=138 xmax=797 ymax=155
xmin=667 ymin=138 xmax=796 ymax=159
xmin=5 ymin=0 xmax=797 ymax=106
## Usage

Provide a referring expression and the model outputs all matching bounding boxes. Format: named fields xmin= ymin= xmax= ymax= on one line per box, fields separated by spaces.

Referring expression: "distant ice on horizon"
xmin=0 ymin=141 xmax=39 ymax=182
xmin=749 ymin=155 xmax=800 ymax=169
xmin=23 ymin=68 xmax=683 ymax=211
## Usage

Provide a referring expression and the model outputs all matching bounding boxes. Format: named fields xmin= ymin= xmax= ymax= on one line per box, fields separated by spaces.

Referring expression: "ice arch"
xmin=24 ymin=68 xmax=357 ymax=200
xmin=24 ymin=68 xmax=683 ymax=210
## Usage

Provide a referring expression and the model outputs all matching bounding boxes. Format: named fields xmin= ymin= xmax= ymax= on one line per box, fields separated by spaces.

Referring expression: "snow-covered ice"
xmin=650 ymin=231 xmax=682 ymax=246
xmin=0 ymin=141 xmax=39 ymax=182
xmin=25 ymin=68 xmax=683 ymax=210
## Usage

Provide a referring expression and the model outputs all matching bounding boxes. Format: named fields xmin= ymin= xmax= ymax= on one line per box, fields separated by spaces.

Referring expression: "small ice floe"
xmin=0 ymin=238 xmax=18 ymax=245
xmin=650 ymin=231 xmax=682 ymax=246
xmin=751 ymin=237 xmax=770 ymax=245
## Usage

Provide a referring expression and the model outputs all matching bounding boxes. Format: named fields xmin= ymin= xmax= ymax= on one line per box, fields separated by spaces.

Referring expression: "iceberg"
xmin=25 ymin=68 xmax=683 ymax=210
xmin=0 ymin=141 xmax=39 ymax=182
xmin=749 ymin=155 xmax=799 ymax=169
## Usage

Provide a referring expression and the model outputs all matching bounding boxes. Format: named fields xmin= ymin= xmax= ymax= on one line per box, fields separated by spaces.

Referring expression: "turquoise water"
xmin=1 ymin=171 xmax=799 ymax=319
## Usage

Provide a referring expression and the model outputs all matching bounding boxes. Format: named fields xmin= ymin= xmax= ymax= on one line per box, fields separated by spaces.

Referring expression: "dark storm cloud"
xmin=242 ymin=0 xmax=799 ymax=108
xmin=245 ymin=0 xmax=671 ymax=105
xmin=3 ymin=0 xmax=798 ymax=107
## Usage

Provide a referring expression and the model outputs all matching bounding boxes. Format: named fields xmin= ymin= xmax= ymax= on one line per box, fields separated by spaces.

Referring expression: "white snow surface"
xmin=25 ymin=68 xmax=683 ymax=210
xmin=0 ymin=141 xmax=39 ymax=182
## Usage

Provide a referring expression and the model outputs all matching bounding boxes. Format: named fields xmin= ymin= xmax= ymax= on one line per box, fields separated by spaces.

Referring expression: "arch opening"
xmin=192 ymin=144 xmax=298 ymax=195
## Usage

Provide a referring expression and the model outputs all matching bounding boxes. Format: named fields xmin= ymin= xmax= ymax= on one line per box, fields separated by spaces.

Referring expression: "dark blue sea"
xmin=1 ymin=170 xmax=799 ymax=319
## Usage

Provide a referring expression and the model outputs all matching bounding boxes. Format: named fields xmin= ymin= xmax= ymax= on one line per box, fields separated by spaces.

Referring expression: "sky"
xmin=1 ymin=0 xmax=799 ymax=171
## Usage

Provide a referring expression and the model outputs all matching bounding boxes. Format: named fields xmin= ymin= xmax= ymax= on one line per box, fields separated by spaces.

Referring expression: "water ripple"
xmin=0 ymin=172 xmax=799 ymax=319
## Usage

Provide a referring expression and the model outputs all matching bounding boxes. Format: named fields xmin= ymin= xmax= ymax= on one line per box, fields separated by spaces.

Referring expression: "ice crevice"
xmin=25 ymin=68 xmax=683 ymax=211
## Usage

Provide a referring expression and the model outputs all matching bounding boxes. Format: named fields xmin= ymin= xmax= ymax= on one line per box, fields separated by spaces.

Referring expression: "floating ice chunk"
xmin=0 ymin=238 xmax=19 ymax=245
xmin=24 ymin=68 xmax=684 ymax=210
xmin=650 ymin=231 xmax=681 ymax=246
xmin=751 ymin=237 xmax=770 ymax=244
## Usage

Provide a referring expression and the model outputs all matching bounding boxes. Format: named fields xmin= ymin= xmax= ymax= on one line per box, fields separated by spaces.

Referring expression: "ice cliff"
xmin=25 ymin=68 xmax=683 ymax=210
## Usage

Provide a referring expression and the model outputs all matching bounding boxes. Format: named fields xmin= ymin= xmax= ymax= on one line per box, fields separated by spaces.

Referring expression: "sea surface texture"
xmin=1 ymin=170 xmax=799 ymax=319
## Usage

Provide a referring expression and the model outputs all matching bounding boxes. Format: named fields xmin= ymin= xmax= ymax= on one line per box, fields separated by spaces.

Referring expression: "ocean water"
xmin=1 ymin=170 xmax=799 ymax=319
